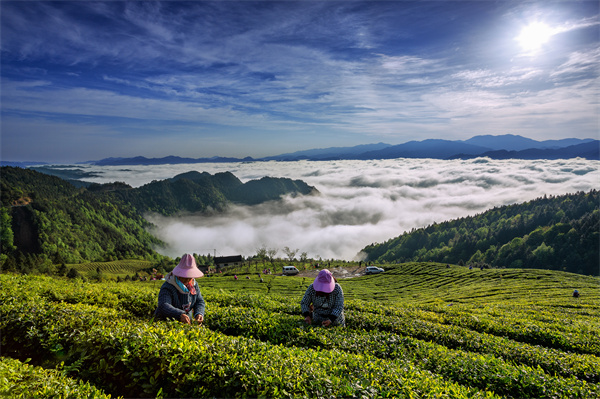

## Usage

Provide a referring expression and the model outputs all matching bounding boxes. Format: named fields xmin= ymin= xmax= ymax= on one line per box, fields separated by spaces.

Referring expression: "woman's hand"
xmin=180 ymin=313 xmax=191 ymax=324
xmin=195 ymin=314 xmax=204 ymax=324
xmin=322 ymin=319 xmax=332 ymax=327
xmin=304 ymin=315 xmax=312 ymax=324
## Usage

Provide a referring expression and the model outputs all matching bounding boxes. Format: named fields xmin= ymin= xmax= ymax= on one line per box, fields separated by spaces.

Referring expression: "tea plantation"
xmin=1 ymin=262 xmax=599 ymax=398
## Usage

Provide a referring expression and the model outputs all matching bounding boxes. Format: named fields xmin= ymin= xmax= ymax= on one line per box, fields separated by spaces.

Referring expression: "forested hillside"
xmin=107 ymin=171 xmax=231 ymax=215
xmin=1 ymin=167 xmax=166 ymax=271
xmin=362 ymin=190 xmax=599 ymax=275
xmin=110 ymin=170 xmax=318 ymax=214
xmin=0 ymin=167 xmax=317 ymax=272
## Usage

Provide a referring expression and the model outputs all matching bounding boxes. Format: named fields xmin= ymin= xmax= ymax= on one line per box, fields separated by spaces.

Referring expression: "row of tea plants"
xmin=1 ymin=270 xmax=599 ymax=398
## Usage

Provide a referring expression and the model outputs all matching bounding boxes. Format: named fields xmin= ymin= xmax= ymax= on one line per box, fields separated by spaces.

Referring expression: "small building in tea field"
xmin=214 ymin=255 xmax=243 ymax=269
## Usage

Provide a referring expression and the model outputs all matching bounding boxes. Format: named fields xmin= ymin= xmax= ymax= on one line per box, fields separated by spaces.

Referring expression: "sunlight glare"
xmin=516 ymin=22 xmax=554 ymax=52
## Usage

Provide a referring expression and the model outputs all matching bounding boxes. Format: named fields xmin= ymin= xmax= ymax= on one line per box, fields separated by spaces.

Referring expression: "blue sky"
xmin=1 ymin=1 xmax=598 ymax=163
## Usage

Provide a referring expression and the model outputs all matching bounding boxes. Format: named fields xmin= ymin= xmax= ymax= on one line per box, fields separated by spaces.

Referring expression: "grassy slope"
xmin=341 ymin=262 xmax=600 ymax=304
xmin=68 ymin=259 xmax=599 ymax=305
xmin=195 ymin=262 xmax=599 ymax=305
xmin=2 ymin=262 xmax=599 ymax=398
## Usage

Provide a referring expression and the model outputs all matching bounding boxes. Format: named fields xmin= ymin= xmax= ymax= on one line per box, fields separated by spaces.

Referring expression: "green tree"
xmin=282 ymin=246 xmax=299 ymax=263
xmin=532 ymin=242 xmax=554 ymax=261
xmin=267 ymin=248 xmax=277 ymax=265
xmin=300 ymin=252 xmax=308 ymax=262
xmin=57 ymin=263 xmax=67 ymax=276
xmin=255 ymin=246 xmax=267 ymax=265
xmin=0 ymin=207 xmax=15 ymax=266
xmin=66 ymin=267 xmax=80 ymax=279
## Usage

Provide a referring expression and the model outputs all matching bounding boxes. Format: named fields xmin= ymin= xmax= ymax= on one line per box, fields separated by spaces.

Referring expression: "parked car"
xmin=365 ymin=266 xmax=384 ymax=275
xmin=282 ymin=266 xmax=300 ymax=276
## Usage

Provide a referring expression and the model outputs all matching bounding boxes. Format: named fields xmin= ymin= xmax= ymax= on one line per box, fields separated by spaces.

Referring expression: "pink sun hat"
xmin=172 ymin=254 xmax=204 ymax=278
xmin=313 ymin=269 xmax=335 ymax=293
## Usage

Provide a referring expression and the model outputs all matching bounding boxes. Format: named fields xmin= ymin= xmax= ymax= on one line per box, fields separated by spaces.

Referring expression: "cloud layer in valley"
xmin=80 ymin=158 xmax=599 ymax=260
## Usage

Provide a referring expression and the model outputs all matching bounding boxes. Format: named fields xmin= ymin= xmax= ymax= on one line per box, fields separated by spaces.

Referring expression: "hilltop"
xmin=100 ymin=170 xmax=317 ymax=215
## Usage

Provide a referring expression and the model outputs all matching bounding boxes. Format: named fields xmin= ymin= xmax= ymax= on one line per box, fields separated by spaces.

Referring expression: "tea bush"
xmin=0 ymin=357 xmax=118 ymax=399
xmin=1 ymin=269 xmax=598 ymax=398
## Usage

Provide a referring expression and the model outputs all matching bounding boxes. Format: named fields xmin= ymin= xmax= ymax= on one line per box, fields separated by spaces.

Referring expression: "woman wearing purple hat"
xmin=154 ymin=254 xmax=206 ymax=325
xmin=300 ymin=269 xmax=345 ymax=327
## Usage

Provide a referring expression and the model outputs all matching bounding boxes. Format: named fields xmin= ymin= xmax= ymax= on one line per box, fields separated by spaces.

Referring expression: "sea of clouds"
xmin=80 ymin=158 xmax=599 ymax=261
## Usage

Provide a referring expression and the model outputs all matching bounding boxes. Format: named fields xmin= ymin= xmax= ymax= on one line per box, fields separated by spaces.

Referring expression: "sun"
xmin=516 ymin=22 xmax=554 ymax=52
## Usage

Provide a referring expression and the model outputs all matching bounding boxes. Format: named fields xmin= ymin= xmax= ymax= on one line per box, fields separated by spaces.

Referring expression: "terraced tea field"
xmin=70 ymin=259 xmax=154 ymax=278
xmin=1 ymin=262 xmax=598 ymax=398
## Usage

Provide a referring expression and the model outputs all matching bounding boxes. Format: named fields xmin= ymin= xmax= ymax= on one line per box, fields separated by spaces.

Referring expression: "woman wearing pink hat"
xmin=300 ymin=269 xmax=345 ymax=327
xmin=154 ymin=254 xmax=205 ymax=325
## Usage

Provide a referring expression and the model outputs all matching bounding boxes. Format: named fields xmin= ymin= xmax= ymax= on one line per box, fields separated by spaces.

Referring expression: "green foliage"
xmin=1 ymin=267 xmax=599 ymax=398
xmin=340 ymin=262 xmax=600 ymax=305
xmin=228 ymin=176 xmax=317 ymax=205
xmin=69 ymin=259 xmax=154 ymax=278
xmin=0 ymin=166 xmax=80 ymax=207
xmin=111 ymin=174 xmax=229 ymax=215
xmin=1 ymin=167 xmax=317 ymax=271
xmin=0 ymin=357 xmax=117 ymax=399
xmin=110 ymin=170 xmax=317 ymax=215
xmin=1 ymin=167 xmax=167 ymax=268
xmin=362 ymin=190 xmax=600 ymax=275
xmin=0 ymin=207 xmax=16 ymax=267
xmin=66 ymin=267 xmax=80 ymax=279
xmin=0 ymin=281 xmax=497 ymax=398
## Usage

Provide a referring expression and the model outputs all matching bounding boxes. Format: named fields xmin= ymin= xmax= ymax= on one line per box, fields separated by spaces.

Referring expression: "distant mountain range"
xmin=3 ymin=135 xmax=598 ymax=168
xmin=88 ymin=135 xmax=597 ymax=165
xmin=448 ymin=142 xmax=600 ymax=161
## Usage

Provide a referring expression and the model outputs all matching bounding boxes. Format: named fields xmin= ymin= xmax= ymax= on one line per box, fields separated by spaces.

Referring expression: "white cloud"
xmin=451 ymin=67 xmax=544 ymax=88
xmin=418 ymin=77 xmax=599 ymax=138
xmin=377 ymin=54 xmax=444 ymax=74
xmin=80 ymin=158 xmax=600 ymax=260
xmin=1 ymin=79 xmax=290 ymax=129
xmin=2 ymin=2 xmax=598 ymax=159
xmin=551 ymin=48 xmax=600 ymax=78
xmin=554 ymin=16 xmax=600 ymax=35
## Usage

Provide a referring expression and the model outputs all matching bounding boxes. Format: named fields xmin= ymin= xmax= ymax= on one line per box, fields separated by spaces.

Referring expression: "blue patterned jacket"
xmin=154 ymin=273 xmax=205 ymax=320
xmin=301 ymin=283 xmax=345 ymax=325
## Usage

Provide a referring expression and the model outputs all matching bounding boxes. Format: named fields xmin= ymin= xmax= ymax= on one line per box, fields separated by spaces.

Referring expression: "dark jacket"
xmin=154 ymin=272 xmax=205 ymax=320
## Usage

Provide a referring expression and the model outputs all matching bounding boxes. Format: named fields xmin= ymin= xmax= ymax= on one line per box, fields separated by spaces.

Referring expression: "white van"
xmin=282 ymin=266 xmax=299 ymax=276
xmin=365 ymin=266 xmax=384 ymax=275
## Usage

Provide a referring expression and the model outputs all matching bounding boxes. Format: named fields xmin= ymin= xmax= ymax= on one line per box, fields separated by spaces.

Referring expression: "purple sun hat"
xmin=172 ymin=254 xmax=204 ymax=278
xmin=313 ymin=269 xmax=335 ymax=293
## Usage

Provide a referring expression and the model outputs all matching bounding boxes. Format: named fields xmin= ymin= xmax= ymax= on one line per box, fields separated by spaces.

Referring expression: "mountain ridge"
xmin=3 ymin=135 xmax=597 ymax=167
xmin=88 ymin=135 xmax=598 ymax=165
xmin=449 ymin=141 xmax=600 ymax=160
